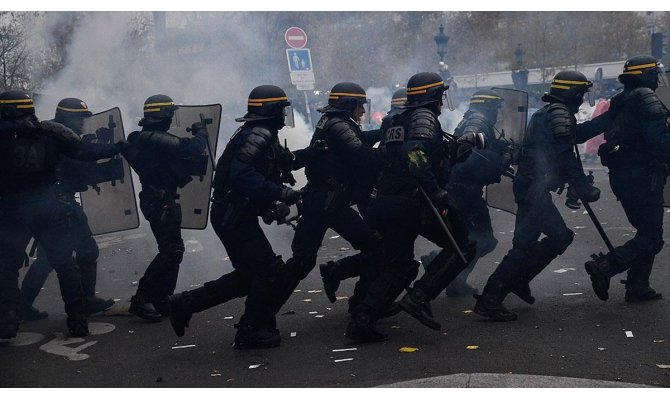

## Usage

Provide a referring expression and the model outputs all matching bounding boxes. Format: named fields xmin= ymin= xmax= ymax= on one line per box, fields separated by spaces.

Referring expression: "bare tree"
xmin=0 ymin=12 xmax=31 ymax=91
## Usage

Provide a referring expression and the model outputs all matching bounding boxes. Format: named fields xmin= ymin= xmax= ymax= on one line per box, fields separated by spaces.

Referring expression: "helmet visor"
xmin=657 ymin=66 xmax=669 ymax=88
xmin=283 ymin=105 xmax=295 ymax=128
xmin=362 ymin=100 xmax=371 ymax=125
xmin=443 ymin=88 xmax=455 ymax=111
xmin=585 ymin=87 xmax=595 ymax=107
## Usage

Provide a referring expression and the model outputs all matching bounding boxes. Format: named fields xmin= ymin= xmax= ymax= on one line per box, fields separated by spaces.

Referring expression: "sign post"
xmin=285 ymin=27 xmax=314 ymax=127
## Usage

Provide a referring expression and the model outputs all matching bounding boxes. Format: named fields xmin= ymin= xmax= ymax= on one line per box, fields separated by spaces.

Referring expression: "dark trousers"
xmin=135 ymin=189 xmax=184 ymax=304
xmin=266 ymin=187 xmax=384 ymax=315
xmin=189 ymin=203 xmax=280 ymax=328
xmin=447 ymin=184 xmax=498 ymax=286
xmin=0 ymin=190 xmax=84 ymax=324
xmin=358 ymin=193 xmax=473 ymax=317
xmin=486 ymin=179 xmax=574 ymax=291
xmin=607 ymin=165 xmax=665 ymax=285
xmin=21 ymin=202 xmax=99 ymax=306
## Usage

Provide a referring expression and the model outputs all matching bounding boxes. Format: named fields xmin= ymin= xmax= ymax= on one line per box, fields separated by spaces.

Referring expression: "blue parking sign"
xmin=286 ymin=48 xmax=313 ymax=72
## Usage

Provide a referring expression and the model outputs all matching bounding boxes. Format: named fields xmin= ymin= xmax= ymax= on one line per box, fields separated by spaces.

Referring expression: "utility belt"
xmin=211 ymin=189 xmax=250 ymax=227
xmin=304 ymin=179 xmax=351 ymax=213
xmin=144 ymin=185 xmax=180 ymax=202
xmin=1 ymin=184 xmax=57 ymax=204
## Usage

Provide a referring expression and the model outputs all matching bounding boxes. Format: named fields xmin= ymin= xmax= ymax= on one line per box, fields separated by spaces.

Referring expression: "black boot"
xmin=319 ymin=261 xmax=341 ymax=303
xmin=129 ymin=295 xmax=162 ymax=322
xmin=473 ymin=282 xmax=517 ymax=321
xmin=167 ymin=292 xmax=193 ymax=337
xmin=84 ymin=296 xmax=115 ymax=315
xmin=0 ymin=308 xmax=19 ymax=340
xmin=345 ymin=311 xmax=388 ymax=343
xmin=623 ymin=280 xmax=662 ymax=303
xmin=20 ymin=304 xmax=48 ymax=321
xmin=233 ymin=323 xmax=281 ymax=349
xmin=377 ymin=301 xmax=402 ymax=320
xmin=585 ymin=253 xmax=615 ymax=301
xmin=510 ymin=282 xmax=535 ymax=305
xmin=399 ymin=287 xmax=441 ymax=331
xmin=67 ymin=314 xmax=89 ymax=337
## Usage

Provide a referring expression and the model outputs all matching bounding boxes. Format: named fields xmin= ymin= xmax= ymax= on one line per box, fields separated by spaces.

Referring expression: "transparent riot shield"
xmin=79 ymin=107 xmax=140 ymax=235
xmin=170 ymin=104 xmax=222 ymax=229
xmin=655 ymin=71 xmax=670 ymax=112
xmin=484 ymin=88 xmax=529 ymax=215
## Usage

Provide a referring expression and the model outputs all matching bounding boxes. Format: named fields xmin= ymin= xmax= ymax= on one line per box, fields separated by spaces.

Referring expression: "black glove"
xmin=95 ymin=127 xmax=114 ymax=144
xmin=280 ymin=187 xmax=301 ymax=206
xmin=190 ymin=121 xmax=208 ymax=137
xmin=431 ymin=188 xmax=458 ymax=214
xmin=311 ymin=139 xmax=328 ymax=151
xmin=455 ymin=132 xmax=486 ymax=163
xmin=571 ymin=172 xmax=600 ymax=204
xmin=114 ymin=139 xmax=129 ymax=153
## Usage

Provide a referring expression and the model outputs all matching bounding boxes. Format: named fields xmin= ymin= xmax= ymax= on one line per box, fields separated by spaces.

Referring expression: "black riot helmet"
xmin=618 ymin=55 xmax=664 ymax=90
xmin=542 ymin=70 xmax=593 ymax=105
xmin=235 ymin=85 xmax=294 ymax=128
xmin=405 ymin=72 xmax=448 ymax=110
xmin=469 ymin=90 xmax=503 ymax=112
xmin=319 ymin=82 xmax=368 ymax=114
xmin=54 ymin=98 xmax=92 ymax=132
xmin=0 ymin=90 xmax=35 ymax=120
xmin=138 ymin=94 xmax=178 ymax=127
xmin=390 ymin=88 xmax=407 ymax=110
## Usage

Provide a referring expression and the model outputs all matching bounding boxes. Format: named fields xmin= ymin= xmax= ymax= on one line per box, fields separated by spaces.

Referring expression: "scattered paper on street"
xmin=466 ymin=345 xmax=479 ymax=350
xmin=625 ymin=331 xmax=634 ymax=338
xmin=171 ymin=344 xmax=195 ymax=350
xmin=332 ymin=348 xmax=357 ymax=352
xmin=334 ymin=358 xmax=353 ymax=363
xmin=248 ymin=364 xmax=263 ymax=369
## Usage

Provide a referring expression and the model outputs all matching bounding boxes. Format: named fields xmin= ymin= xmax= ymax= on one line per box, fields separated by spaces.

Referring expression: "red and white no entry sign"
xmin=284 ymin=27 xmax=308 ymax=49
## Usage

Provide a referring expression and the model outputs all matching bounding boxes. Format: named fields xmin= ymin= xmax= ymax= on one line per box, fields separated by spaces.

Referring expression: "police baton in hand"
xmin=571 ymin=144 xmax=615 ymax=253
xmin=417 ymin=185 xmax=468 ymax=264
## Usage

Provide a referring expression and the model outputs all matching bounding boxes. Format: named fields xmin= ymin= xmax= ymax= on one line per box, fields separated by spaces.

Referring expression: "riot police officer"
xmin=20 ymin=98 xmax=119 ymax=320
xmin=319 ymin=87 xmax=407 ymax=308
xmin=123 ymin=95 xmax=208 ymax=321
xmin=474 ymin=71 xmax=610 ymax=321
xmin=348 ymin=72 xmax=480 ymax=340
xmin=585 ymin=55 xmax=669 ymax=302
xmin=426 ymin=90 xmax=510 ymax=297
xmin=0 ymin=91 xmax=122 ymax=338
xmin=167 ymin=85 xmax=309 ymax=348
xmin=263 ymin=82 xmax=385 ymax=331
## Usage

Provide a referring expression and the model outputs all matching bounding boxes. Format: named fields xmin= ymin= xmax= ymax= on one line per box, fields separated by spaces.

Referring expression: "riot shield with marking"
xmin=79 ymin=107 xmax=139 ymax=235
xmin=170 ymin=104 xmax=222 ymax=229
xmin=485 ymin=88 xmax=529 ymax=215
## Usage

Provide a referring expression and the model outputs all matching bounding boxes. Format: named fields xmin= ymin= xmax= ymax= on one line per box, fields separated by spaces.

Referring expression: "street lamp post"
xmin=434 ymin=24 xmax=453 ymax=85
xmin=434 ymin=24 xmax=449 ymax=62
xmin=511 ymin=43 xmax=529 ymax=90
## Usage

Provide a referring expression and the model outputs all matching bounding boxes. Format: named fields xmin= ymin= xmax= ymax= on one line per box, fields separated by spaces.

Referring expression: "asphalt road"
xmin=1 ymin=167 xmax=669 ymax=388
